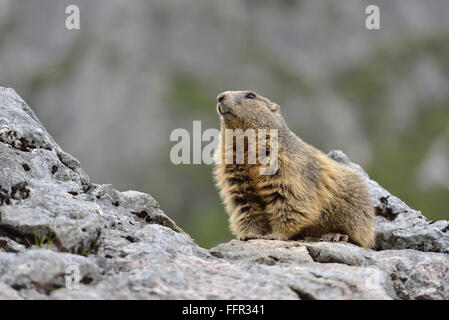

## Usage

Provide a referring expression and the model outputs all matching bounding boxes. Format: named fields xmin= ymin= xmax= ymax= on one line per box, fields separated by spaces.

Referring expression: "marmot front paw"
xmin=238 ymin=236 xmax=258 ymax=241
xmin=319 ymin=233 xmax=349 ymax=243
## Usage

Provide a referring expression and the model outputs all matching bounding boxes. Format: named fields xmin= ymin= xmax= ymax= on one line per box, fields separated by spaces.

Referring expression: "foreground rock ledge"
xmin=0 ymin=87 xmax=448 ymax=300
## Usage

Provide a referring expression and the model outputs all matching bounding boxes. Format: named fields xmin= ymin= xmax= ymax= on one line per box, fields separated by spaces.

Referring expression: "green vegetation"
xmin=24 ymin=229 xmax=56 ymax=248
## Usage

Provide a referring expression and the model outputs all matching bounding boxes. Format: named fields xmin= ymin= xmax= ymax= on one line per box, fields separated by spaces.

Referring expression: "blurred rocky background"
xmin=0 ymin=0 xmax=448 ymax=248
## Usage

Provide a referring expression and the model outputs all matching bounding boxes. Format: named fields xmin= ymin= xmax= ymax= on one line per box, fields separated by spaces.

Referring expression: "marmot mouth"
xmin=217 ymin=103 xmax=231 ymax=116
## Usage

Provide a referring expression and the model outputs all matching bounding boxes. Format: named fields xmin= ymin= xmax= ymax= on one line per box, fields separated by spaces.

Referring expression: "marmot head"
xmin=216 ymin=91 xmax=285 ymax=130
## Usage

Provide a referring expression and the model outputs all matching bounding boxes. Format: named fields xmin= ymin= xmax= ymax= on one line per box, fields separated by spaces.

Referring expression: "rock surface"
xmin=0 ymin=87 xmax=448 ymax=300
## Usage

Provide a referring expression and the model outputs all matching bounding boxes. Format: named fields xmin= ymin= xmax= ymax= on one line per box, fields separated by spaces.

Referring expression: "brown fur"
xmin=213 ymin=90 xmax=375 ymax=248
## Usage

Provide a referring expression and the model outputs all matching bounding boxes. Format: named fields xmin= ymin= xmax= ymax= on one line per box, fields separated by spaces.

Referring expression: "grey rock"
xmin=0 ymin=88 xmax=448 ymax=300
xmin=0 ymin=249 xmax=102 ymax=297
xmin=0 ymin=87 xmax=181 ymax=255
xmin=0 ymin=282 xmax=23 ymax=300
xmin=210 ymin=239 xmax=314 ymax=265
xmin=210 ymin=240 xmax=396 ymax=300
xmin=306 ymin=242 xmax=449 ymax=299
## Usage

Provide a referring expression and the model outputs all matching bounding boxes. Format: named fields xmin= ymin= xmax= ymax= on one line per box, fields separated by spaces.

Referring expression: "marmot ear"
xmin=269 ymin=103 xmax=280 ymax=112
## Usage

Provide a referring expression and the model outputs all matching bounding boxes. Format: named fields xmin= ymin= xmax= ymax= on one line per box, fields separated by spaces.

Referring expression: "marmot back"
xmin=214 ymin=90 xmax=375 ymax=249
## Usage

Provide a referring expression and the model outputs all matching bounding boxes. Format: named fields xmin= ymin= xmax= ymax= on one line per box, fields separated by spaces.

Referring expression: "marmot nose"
xmin=217 ymin=94 xmax=225 ymax=103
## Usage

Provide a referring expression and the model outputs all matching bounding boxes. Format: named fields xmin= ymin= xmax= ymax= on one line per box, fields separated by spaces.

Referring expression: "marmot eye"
xmin=245 ymin=92 xmax=256 ymax=99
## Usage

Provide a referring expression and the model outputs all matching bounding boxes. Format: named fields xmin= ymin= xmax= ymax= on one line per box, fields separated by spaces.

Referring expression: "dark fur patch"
xmin=259 ymin=184 xmax=274 ymax=191
xmin=249 ymin=193 xmax=266 ymax=211
xmin=291 ymin=209 xmax=306 ymax=217
xmin=232 ymin=196 xmax=247 ymax=207
xmin=225 ymin=166 xmax=237 ymax=174
xmin=266 ymin=191 xmax=286 ymax=205
xmin=227 ymin=176 xmax=247 ymax=185
xmin=239 ymin=206 xmax=251 ymax=214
